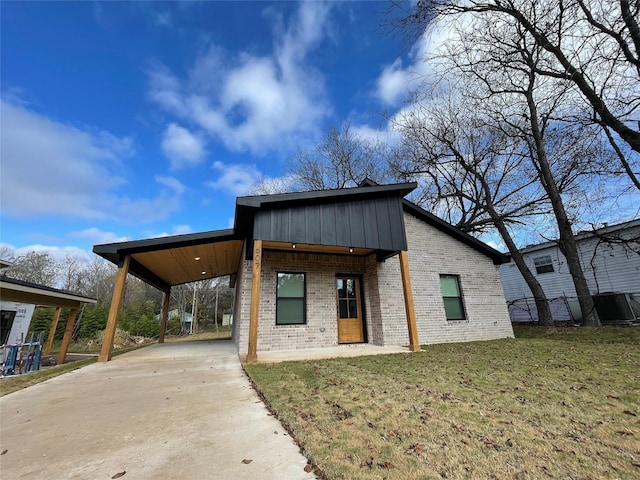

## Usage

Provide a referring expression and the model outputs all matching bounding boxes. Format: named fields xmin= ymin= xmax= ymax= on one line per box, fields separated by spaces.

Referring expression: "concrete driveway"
xmin=0 ymin=340 xmax=313 ymax=479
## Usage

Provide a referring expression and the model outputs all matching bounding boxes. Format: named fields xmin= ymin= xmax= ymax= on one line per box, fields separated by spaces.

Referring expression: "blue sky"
xmin=2 ymin=1 xmax=413 ymax=259
xmin=2 ymin=1 xmax=638 ymax=263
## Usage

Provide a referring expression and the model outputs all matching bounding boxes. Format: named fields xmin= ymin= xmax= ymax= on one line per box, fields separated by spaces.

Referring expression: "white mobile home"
xmin=499 ymin=219 xmax=640 ymax=323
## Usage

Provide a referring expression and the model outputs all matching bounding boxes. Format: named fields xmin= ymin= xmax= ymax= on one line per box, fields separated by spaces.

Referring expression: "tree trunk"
xmin=496 ymin=221 xmax=554 ymax=326
xmin=475 ymin=173 xmax=554 ymax=326
xmin=526 ymin=90 xmax=601 ymax=327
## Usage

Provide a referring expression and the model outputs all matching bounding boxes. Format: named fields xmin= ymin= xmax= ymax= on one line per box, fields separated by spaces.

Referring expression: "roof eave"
xmin=401 ymin=200 xmax=509 ymax=265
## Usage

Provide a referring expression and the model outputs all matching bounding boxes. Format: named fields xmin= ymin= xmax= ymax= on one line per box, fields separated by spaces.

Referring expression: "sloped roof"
xmin=93 ymin=181 xmax=508 ymax=289
xmin=401 ymin=200 xmax=509 ymax=265
xmin=93 ymin=229 xmax=243 ymax=291
xmin=516 ymin=218 xmax=640 ymax=255
xmin=0 ymin=276 xmax=97 ymax=308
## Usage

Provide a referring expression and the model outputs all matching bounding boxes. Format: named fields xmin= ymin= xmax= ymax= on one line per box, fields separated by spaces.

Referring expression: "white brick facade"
xmin=234 ymin=212 xmax=513 ymax=354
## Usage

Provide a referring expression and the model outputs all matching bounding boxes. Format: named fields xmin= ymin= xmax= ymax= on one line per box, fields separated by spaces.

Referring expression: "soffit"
xmin=129 ymin=240 xmax=244 ymax=287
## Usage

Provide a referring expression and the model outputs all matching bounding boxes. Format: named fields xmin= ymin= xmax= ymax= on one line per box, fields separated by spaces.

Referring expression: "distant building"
xmin=499 ymin=219 xmax=640 ymax=323
xmin=156 ymin=309 xmax=193 ymax=333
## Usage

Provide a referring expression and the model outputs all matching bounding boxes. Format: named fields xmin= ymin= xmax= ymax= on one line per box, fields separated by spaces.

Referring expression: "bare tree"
xmin=390 ymin=0 xmax=616 ymax=325
xmin=391 ymin=97 xmax=560 ymax=324
xmin=59 ymin=253 xmax=88 ymax=292
xmin=0 ymin=245 xmax=17 ymax=264
xmin=80 ymin=257 xmax=117 ymax=305
xmin=288 ymin=121 xmax=390 ymax=191
xmin=8 ymin=251 xmax=59 ymax=287
xmin=391 ymin=0 xmax=640 ymax=172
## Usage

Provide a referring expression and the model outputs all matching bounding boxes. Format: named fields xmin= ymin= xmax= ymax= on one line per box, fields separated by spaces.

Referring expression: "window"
xmin=439 ymin=275 xmax=466 ymax=320
xmin=533 ymin=255 xmax=554 ymax=274
xmin=276 ymin=272 xmax=306 ymax=325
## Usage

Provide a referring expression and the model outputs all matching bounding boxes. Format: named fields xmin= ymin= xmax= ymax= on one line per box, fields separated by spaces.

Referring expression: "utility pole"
xmin=214 ymin=280 xmax=219 ymax=332
xmin=191 ymin=282 xmax=198 ymax=334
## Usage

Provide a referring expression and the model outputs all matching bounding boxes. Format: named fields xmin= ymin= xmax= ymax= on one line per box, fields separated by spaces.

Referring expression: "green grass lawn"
xmin=245 ymin=326 xmax=640 ymax=479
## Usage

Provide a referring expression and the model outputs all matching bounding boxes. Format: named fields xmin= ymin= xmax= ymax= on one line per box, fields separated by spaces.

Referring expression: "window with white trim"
xmin=533 ymin=255 xmax=554 ymax=274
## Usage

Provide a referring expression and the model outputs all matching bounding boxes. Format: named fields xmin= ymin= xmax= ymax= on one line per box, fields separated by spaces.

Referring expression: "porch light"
xmin=201 ymin=271 xmax=206 ymax=275
xmin=349 ymin=247 xmax=354 ymax=253
xmin=195 ymin=257 xmax=201 ymax=261
xmin=292 ymin=244 xmax=296 ymax=249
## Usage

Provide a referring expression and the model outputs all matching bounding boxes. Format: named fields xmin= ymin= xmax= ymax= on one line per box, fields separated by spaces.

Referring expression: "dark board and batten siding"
xmin=253 ymin=196 xmax=408 ymax=251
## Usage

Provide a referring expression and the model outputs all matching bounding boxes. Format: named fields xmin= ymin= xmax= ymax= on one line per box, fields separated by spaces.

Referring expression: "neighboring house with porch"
xmin=499 ymin=219 xmax=640 ymax=323
xmin=93 ymin=181 xmax=514 ymax=363
xmin=0 ymin=275 xmax=97 ymax=366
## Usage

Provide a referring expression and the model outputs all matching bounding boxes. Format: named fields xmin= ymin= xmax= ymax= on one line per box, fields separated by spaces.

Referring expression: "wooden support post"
xmin=247 ymin=240 xmax=262 ymax=363
xmin=99 ymin=255 xmax=130 ymax=362
xmin=57 ymin=308 xmax=78 ymax=366
xmin=399 ymin=250 xmax=420 ymax=352
xmin=158 ymin=289 xmax=171 ymax=344
xmin=43 ymin=307 xmax=62 ymax=356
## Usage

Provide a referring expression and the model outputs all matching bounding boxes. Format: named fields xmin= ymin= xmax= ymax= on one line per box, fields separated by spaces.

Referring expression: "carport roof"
xmin=93 ymin=229 xmax=244 ymax=292
xmin=0 ymin=276 xmax=97 ymax=308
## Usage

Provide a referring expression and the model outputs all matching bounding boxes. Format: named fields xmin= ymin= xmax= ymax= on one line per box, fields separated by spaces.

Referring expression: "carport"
xmin=0 ymin=276 xmax=97 ymax=364
xmin=93 ymin=229 xmax=244 ymax=362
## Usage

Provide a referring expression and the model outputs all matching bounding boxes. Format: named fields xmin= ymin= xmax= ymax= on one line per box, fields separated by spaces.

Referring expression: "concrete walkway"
xmin=255 ymin=343 xmax=412 ymax=363
xmin=0 ymin=340 xmax=313 ymax=479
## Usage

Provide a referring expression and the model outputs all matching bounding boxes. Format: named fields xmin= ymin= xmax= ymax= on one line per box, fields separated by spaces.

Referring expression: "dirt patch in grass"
xmin=163 ymin=330 xmax=231 ymax=343
xmin=246 ymin=327 xmax=640 ymax=479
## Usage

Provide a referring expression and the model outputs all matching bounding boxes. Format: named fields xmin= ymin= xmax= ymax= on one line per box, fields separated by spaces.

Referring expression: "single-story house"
xmin=93 ymin=181 xmax=513 ymax=362
xmin=499 ymin=219 xmax=640 ymax=323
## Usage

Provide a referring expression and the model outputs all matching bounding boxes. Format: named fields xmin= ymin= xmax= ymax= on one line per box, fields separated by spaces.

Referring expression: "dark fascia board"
xmin=402 ymin=200 xmax=510 ymax=265
xmin=127 ymin=257 xmax=172 ymax=293
xmin=0 ymin=275 xmax=97 ymax=305
xmin=236 ymin=182 xmax=417 ymax=209
xmin=234 ymin=182 xmax=418 ymax=237
xmin=93 ymin=229 xmax=239 ymax=258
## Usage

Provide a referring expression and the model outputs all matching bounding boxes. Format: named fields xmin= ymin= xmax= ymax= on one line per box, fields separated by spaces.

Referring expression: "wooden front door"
xmin=336 ymin=276 xmax=364 ymax=343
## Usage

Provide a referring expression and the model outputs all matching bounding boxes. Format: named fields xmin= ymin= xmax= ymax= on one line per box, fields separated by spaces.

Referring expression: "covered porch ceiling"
xmin=262 ymin=240 xmax=375 ymax=257
xmin=93 ymin=230 xmax=244 ymax=291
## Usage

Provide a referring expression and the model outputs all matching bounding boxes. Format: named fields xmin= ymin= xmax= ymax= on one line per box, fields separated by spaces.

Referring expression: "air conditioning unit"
xmin=592 ymin=293 xmax=640 ymax=325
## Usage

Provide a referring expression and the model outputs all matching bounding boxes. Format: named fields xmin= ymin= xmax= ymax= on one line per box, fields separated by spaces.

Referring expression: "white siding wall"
xmin=498 ymin=223 xmax=640 ymax=320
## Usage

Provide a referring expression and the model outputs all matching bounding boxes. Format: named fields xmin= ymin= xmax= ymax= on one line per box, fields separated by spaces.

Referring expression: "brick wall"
xmin=236 ymin=249 xmax=384 ymax=354
xmin=234 ymin=211 xmax=513 ymax=353
xmin=377 ymin=212 xmax=514 ymax=345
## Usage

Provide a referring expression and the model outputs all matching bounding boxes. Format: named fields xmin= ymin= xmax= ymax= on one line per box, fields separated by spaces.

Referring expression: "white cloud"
xmin=1 ymin=242 xmax=92 ymax=264
xmin=161 ymin=123 xmax=206 ymax=169
xmin=206 ymin=161 xmax=263 ymax=196
xmin=1 ymin=98 xmax=184 ymax=223
xmin=148 ymin=1 xmax=334 ymax=155
xmin=0 ymin=98 xmax=127 ymax=218
xmin=376 ymin=58 xmax=411 ymax=106
xmin=148 ymin=66 xmax=184 ymax=112
xmin=155 ymin=175 xmax=186 ymax=195
xmin=372 ymin=19 xmax=446 ymax=108
xmin=70 ymin=228 xmax=130 ymax=245
xmin=250 ymin=175 xmax=298 ymax=195
xmin=171 ymin=224 xmax=192 ymax=235
xmin=154 ymin=10 xmax=172 ymax=27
